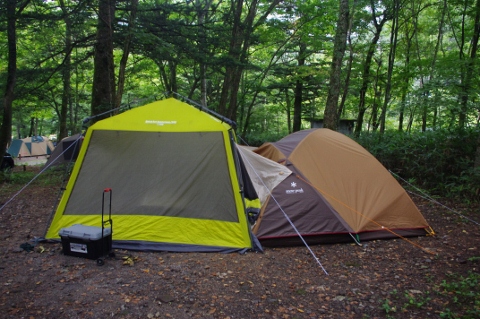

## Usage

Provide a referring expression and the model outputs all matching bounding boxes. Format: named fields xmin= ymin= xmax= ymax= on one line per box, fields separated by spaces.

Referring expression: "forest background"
xmin=0 ymin=0 xmax=479 ymax=201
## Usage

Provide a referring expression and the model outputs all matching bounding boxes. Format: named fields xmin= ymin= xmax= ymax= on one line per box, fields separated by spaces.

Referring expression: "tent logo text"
xmin=145 ymin=120 xmax=177 ymax=126
xmin=286 ymin=182 xmax=304 ymax=194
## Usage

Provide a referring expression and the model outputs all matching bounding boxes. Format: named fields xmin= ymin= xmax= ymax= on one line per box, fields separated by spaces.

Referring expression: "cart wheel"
xmin=96 ymin=258 xmax=105 ymax=266
xmin=108 ymin=252 xmax=116 ymax=258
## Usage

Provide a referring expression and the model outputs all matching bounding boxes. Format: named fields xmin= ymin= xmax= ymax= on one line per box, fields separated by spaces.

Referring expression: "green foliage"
xmin=238 ymin=101 xmax=292 ymax=146
xmin=380 ymin=272 xmax=480 ymax=319
xmin=355 ymin=128 xmax=480 ymax=201
xmin=467 ymin=256 xmax=480 ymax=263
xmin=379 ymin=279 xmax=480 ymax=319
xmin=380 ymin=298 xmax=397 ymax=314
xmin=381 ymin=289 xmax=431 ymax=316
xmin=437 ymin=272 xmax=480 ymax=319
xmin=0 ymin=168 xmax=14 ymax=184
xmin=2 ymin=0 xmax=480 ymax=154
xmin=402 ymin=291 xmax=431 ymax=310
xmin=241 ymin=130 xmax=288 ymax=147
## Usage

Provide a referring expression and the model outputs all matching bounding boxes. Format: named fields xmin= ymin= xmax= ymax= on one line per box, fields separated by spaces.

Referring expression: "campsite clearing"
xmin=0 ymin=166 xmax=479 ymax=319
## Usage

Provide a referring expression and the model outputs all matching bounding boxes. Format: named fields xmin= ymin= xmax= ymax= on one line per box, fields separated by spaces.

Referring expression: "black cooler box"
xmin=59 ymin=224 xmax=112 ymax=260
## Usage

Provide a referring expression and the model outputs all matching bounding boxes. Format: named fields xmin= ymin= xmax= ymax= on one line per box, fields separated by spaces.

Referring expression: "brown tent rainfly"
xmin=251 ymin=128 xmax=432 ymax=246
xmin=44 ymin=134 xmax=83 ymax=168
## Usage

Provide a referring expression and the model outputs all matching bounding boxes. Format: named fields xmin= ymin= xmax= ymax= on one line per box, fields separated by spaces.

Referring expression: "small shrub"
xmin=355 ymin=128 xmax=480 ymax=201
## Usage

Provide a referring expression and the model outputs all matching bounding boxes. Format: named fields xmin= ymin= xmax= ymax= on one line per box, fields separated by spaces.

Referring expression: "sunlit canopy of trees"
xmin=0 ymin=0 xmax=478 ymax=145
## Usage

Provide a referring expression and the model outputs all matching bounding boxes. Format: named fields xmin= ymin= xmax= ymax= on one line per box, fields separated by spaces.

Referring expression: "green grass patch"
xmin=0 ymin=166 xmax=64 ymax=193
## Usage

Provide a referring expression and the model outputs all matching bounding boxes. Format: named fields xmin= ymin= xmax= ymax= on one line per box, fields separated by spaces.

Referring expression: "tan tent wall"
xmin=253 ymin=129 xmax=430 ymax=245
xmin=289 ymin=129 xmax=429 ymax=233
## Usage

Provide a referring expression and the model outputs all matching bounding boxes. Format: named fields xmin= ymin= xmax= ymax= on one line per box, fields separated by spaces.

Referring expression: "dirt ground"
xmin=0 ymin=167 xmax=479 ymax=319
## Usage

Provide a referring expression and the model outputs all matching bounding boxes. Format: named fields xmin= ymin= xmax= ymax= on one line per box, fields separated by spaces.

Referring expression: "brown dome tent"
xmin=252 ymin=128 xmax=432 ymax=246
xmin=44 ymin=134 xmax=83 ymax=168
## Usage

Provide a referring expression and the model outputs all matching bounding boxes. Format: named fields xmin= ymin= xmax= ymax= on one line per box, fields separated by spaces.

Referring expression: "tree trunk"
xmin=371 ymin=60 xmax=382 ymax=131
xmin=428 ymin=0 xmax=447 ymax=131
xmin=219 ymin=0 xmax=258 ymax=122
xmin=475 ymin=135 xmax=480 ymax=169
xmin=218 ymin=0 xmax=247 ymax=118
xmin=196 ymin=0 xmax=212 ymax=106
xmin=406 ymin=106 xmax=415 ymax=132
xmin=398 ymin=6 xmax=415 ymax=132
xmin=218 ymin=0 xmax=280 ymax=121
xmin=293 ymin=43 xmax=306 ymax=132
xmin=29 ymin=118 xmax=35 ymax=136
xmin=91 ymin=0 xmax=116 ymax=122
xmin=460 ymin=0 xmax=480 ymax=128
xmin=115 ymin=0 xmax=139 ymax=109
xmin=324 ymin=0 xmax=349 ymax=131
xmin=379 ymin=0 xmax=400 ymax=133
xmin=285 ymin=89 xmax=292 ymax=133
xmin=398 ymin=90 xmax=406 ymax=132
xmin=337 ymin=0 xmax=357 ymax=120
xmin=169 ymin=60 xmax=178 ymax=93
xmin=411 ymin=5 xmax=428 ymax=132
xmin=59 ymin=0 xmax=72 ymax=141
xmin=158 ymin=62 xmax=170 ymax=91
xmin=0 ymin=0 xmax=18 ymax=161
xmin=470 ymin=0 xmax=480 ymax=168
xmin=354 ymin=0 xmax=388 ymax=137
xmin=72 ymin=52 xmax=81 ymax=133
xmin=240 ymin=42 xmax=290 ymax=138
xmin=338 ymin=33 xmax=353 ymax=120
